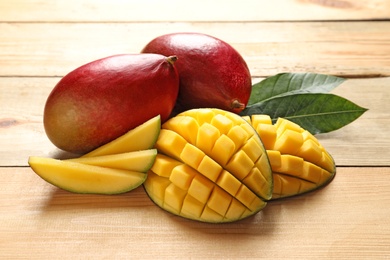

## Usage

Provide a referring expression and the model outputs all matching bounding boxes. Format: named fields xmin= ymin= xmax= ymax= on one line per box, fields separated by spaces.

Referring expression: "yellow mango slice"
xmin=144 ymin=108 xmax=272 ymax=223
xmin=29 ymin=115 xmax=162 ymax=195
xmin=83 ymin=115 xmax=160 ymax=157
xmin=249 ymin=115 xmax=336 ymax=200
xmin=67 ymin=149 xmax=157 ymax=172
xmin=29 ymin=156 xmax=146 ymax=194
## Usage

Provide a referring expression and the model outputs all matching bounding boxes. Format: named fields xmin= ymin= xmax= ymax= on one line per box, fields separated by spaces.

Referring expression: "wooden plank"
xmin=0 ymin=166 xmax=389 ymax=258
xmin=1 ymin=77 xmax=389 ymax=167
xmin=0 ymin=22 xmax=390 ymax=78
xmin=0 ymin=0 xmax=389 ymax=22
xmin=321 ymin=77 xmax=390 ymax=166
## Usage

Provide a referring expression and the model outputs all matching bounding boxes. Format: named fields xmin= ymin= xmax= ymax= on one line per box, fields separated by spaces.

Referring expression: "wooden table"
xmin=1 ymin=1 xmax=389 ymax=258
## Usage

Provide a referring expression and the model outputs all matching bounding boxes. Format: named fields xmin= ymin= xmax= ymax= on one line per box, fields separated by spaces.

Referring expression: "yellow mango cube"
xmin=225 ymin=150 xmax=254 ymax=181
xmin=164 ymin=183 xmax=187 ymax=214
xmin=155 ymin=129 xmax=187 ymax=160
xmin=180 ymin=143 xmax=205 ymax=169
xmin=211 ymin=114 xmax=234 ymax=134
xmin=196 ymin=123 xmax=220 ymax=155
xmin=197 ymin=155 xmax=223 ymax=182
xmin=207 ymin=186 xmax=232 ymax=216
xmin=210 ymin=134 xmax=236 ymax=166
xmin=187 ymin=174 xmax=214 ymax=204
xmin=169 ymin=164 xmax=197 ymax=191
xmin=256 ymin=124 xmax=277 ymax=150
xmin=274 ymin=129 xmax=304 ymax=155
xmin=181 ymin=194 xmax=205 ymax=219
xmin=151 ymin=154 xmax=182 ymax=178
xmin=216 ymin=170 xmax=242 ymax=197
xmin=163 ymin=115 xmax=198 ymax=144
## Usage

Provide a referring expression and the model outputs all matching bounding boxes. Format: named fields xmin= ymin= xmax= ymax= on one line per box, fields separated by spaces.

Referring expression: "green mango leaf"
xmin=248 ymin=73 xmax=346 ymax=105
xmin=241 ymin=93 xmax=368 ymax=134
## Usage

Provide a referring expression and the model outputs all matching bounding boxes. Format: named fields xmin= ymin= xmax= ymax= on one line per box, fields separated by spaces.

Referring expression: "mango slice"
xmin=67 ymin=149 xmax=157 ymax=172
xmin=28 ymin=156 xmax=147 ymax=194
xmin=144 ymin=108 xmax=273 ymax=223
xmin=29 ymin=116 xmax=161 ymax=194
xmin=82 ymin=115 xmax=161 ymax=157
xmin=249 ymin=115 xmax=336 ymax=199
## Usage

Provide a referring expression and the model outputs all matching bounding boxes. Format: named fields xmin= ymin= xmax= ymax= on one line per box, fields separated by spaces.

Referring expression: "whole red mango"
xmin=141 ymin=32 xmax=252 ymax=114
xmin=44 ymin=54 xmax=179 ymax=154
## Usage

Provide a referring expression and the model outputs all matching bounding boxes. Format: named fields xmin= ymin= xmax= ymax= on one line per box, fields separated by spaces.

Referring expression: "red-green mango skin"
xmin=141 ymin=32 xmax=252 ymax=114
xmin=44 ymin=54 xmax=179 ymax=154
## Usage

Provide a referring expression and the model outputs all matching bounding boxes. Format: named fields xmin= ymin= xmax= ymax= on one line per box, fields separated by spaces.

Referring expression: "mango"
xmin=44 ymin=54 xmax=179 ymax=154
xmin=247 ymin=115 xmax=336 ymax=199
xmin=143 ymin=108 xmax=273 ymax=223
xmin=141 ymin=33 xmax=252 ymax=115
xmin=28 ymin=157 xmax=148 ymax=194
xmin=29 ymin=116 xmax=160 ymax=194
xmin=67 ymin=149 xmax=157 ymax=172
xmin=82 ymin=115 xmax=161 ymax=157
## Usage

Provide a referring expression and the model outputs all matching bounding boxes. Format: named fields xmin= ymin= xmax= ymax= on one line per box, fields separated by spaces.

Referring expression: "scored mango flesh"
xmin=246 ymin=115 xmax=336 ymax=199
xmin=143 ymin=108 xmax=273 ymax=223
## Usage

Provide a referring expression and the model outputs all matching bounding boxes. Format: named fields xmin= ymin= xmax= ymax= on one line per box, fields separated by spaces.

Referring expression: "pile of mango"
xmin=30 ymin=108 xmax=335 ymax=223
xmin=28 ymin=33 xmax=336 ymax=223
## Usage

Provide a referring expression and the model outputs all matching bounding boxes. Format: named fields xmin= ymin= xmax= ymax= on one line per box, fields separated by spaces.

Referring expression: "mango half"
xmin=244 ymin=115 xmax=336 ymax=200
xmin=143 ymin=108 xmax=273 ymax=223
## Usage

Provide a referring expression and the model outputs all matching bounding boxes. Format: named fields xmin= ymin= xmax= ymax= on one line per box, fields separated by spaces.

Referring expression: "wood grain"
xmin=1 ymin=0 xmax=389 ymax=22
xmin=1 ymin=167 xmax=389 ymax=259
xmin=1 ymin=22 xmax=390 ymax=77
xmin=1 ymin=0 xmax=389 ymax=258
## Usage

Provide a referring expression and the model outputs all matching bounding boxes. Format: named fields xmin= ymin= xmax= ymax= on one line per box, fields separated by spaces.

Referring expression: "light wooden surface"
xmin=1 ymin=0 xmax=389 ymax=259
